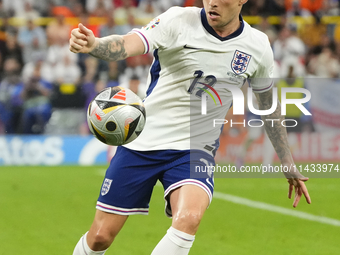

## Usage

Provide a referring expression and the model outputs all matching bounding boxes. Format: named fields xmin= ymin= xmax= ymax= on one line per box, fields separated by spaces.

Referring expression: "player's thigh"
xmin=170 ymin=185 xmax=210 ymax=235
xmin=87 ymin=210 xmax=128 ymax=248
xmin=97 ymin=146 xmax=160 ymax=214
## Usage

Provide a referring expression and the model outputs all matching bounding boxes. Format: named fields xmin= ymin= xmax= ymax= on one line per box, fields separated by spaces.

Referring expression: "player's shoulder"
xmin=243 ymin=21 xmax=271 ymax=47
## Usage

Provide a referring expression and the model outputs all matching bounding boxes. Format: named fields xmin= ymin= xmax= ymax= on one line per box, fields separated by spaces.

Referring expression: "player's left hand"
xmin=287 ymin=177 xmax=311 ymax=208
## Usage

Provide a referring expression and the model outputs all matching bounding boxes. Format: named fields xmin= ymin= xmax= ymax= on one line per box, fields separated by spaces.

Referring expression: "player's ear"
xmin=239 ymin=0 xmax=248 ymax=6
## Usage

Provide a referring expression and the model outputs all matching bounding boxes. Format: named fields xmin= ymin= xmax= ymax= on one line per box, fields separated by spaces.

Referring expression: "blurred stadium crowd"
xmin=0 ymin=0 xmax=339 ymax=135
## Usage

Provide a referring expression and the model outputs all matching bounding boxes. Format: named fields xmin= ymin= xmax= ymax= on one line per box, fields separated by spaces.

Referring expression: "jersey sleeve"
xmin=249 ymin=42 xmax=274 ymax=93
xmin=130 ymin=7 xmax=180 ymax=54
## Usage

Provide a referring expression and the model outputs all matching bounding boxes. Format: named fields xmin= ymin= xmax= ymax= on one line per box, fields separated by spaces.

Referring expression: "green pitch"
xmin=0 ymin=165 xmax=339 ymax=255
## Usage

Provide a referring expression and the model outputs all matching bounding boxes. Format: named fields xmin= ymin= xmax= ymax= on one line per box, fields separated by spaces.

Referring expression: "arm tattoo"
xmin=89 ymin=35 xmax=128 ymax=61
xmin=255 ymin=89 xmax=292 ymax=162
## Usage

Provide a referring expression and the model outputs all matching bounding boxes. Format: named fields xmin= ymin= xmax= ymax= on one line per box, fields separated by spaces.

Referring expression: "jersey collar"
xmin=200 ymin=8 xmax=244 ymax=41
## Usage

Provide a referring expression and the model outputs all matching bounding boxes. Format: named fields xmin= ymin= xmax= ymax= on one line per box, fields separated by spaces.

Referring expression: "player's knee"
xmin=172 ymin=209 xmax=203 ymax=233
xmin=88 ymin=231 xmax=116 ymax=251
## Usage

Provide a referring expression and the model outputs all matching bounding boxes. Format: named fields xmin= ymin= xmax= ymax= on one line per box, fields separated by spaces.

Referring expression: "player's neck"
xmin=213 ymin=16 xmax=242 ymax=38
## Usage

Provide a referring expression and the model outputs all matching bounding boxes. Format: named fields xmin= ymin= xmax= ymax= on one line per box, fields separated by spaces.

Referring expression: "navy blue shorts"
xmin=96 ymin=146 xmax=214 ymax=217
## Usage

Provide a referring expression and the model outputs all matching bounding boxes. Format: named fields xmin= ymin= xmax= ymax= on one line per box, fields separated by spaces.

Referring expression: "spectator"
xmin=49 ymin=53 xmax=84 ymax=110
xmin=286 ymin=0 xmax=312 ymax=17
xmin=277 ymin=62 xmax=307 ymax=133
xmin=0 ymin=58 xmax=23 ymax=133
xmin=307 ymin=46 xmax=340 ymax=78
xmin=86 ymin=0 xmax=113 ymax=15
xmin=82 ymin=56 xmax=99 ymax=84
xmin=113 ymin=0 xmax=138 ymax=8
xmin=114 ymin=12 xmax=138 ymax=35
xmin=0 ymin=14 xmax=17 ymax=36
xmin=1 ymin=33 xmax=24 ymax=76
xmin=183 ymin=0 xmax=203 ymax=7
xmin=32 ymin=0 xmax=51 ymax=17
xmin=72 ymin=1 xmax=87 ymax=17
xmin=304 ymin=46 xmax=322 ymax=76
xmin=46 ymin=13 xmax=71 ymax=46
xmin=53 ymin=54 xmax=81 ymax=85
xmin=136 ymin=0 xmax=162 ymax=21
xmin=62 ymin=0 xmax=83 ymax=10
xmin=0 ymin=0 xmax=7 ymax=19
xmin=17 ymin=1 xmax=41 ymax=20
xmin=91 ymin=0 xmax=110 ymax=17
xmin=22 ymin=53 xmax=53 ymax=84
xmin=320 ymin=33 xmax=335 ymax=49
xmin=46 ymin=43 xmax=77 ymax=67
xmin=157 ymin=0 xmax=184 ymax=12
xmin=285 ymin=0 xmax=324 ymax=17
xmin=82 ymin=57 xmax=101 ymax=122
xmin=113 ymin=0 xmax=138 ymax=25
xmin=128 ymin=74 xmax=141 ymax=95
xmin=99 ymin=13 xmax=118 ymax=37
xmin=273 ymin=25 xmax=306 ymax=63
xmin=17 ymin=16 xmax=47 ymax=64
xmin=106 ymin=61 xmax=121 ymax=87
xmin=321 ymin=0 xmax=339 ymax=16
xmin=117 ymin=73 xmax=147 ymax=99
xmin=20 ymin=66 xmax=53 ymax=134
xmin=81 ymin=55 xmax=124 ymax=110
xmin=3 ymin=0 xmax=34 ymax=17
xmin=280 ymin=55 xmax=306 ymax=78
xmin=49 ymin=3 xmax=74 ymax=18
xmin=49 ymin=0 xmax=85 ymax=17
xmin=121 ymin=54 xmax=150 ymax=86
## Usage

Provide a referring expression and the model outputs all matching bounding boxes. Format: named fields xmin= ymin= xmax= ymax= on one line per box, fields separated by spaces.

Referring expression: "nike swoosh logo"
xmin=183 ymin=44 xmax=202 ymax=50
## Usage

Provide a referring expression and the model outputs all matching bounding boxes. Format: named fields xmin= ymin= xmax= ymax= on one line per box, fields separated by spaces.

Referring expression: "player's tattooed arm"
xmin=255 ymin=88 xmax=311 ymax=207
xmin=89 ymin=35 xmax=128 ymax=61
xmin=255 ymin=89 xmax=293 ymax=165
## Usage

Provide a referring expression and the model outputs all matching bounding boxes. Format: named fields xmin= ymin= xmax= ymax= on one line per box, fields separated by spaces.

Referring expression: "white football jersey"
xmin=124 ymin=7 xmax=274 ymax=156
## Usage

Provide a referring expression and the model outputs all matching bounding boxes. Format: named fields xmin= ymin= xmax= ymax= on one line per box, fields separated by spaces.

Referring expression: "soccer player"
xmin=69 ymin=1 xmax=311 ymax=254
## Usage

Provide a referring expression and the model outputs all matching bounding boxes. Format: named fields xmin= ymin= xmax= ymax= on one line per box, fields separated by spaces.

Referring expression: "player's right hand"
xmin=287 ymin=176 xmax=311 ymax=208
xmin=69 ymin=23 xmax=96 ymax=54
